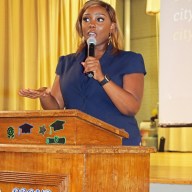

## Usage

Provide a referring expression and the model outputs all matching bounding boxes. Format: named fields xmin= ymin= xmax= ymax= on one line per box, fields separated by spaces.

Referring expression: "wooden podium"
xmin=0 ymin=110 xmax=155 ymax=192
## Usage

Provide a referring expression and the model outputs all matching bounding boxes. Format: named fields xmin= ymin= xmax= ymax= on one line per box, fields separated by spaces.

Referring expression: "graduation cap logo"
xmin=49 ymin=120 xmax=65 ymax=134
xmin=18 ymin=123 xmax=33 ymax=135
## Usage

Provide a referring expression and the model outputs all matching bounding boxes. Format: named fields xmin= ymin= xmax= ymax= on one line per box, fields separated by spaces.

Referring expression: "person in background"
xmin=19 ymin=0 xmax=146 ymax=145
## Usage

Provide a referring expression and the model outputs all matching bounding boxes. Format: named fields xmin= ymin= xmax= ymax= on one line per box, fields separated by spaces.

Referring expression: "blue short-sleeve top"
xmin=56 ymin=44 xmax=146 ymax=145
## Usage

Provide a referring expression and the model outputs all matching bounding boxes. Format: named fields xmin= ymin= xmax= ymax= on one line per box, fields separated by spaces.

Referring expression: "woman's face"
xmin=81 ymin=5 xmax=114 ymax=47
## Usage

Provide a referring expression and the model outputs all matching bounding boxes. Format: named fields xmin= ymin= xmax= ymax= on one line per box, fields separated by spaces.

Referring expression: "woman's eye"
xmin=82 ymin=17 xmax=90 ymax=22
xmin=97 ymin=17 xmax=104 ymax=22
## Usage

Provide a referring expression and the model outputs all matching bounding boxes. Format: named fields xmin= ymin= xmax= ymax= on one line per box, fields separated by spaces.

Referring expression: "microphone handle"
xmin=87 ymin=43 xmax=95 ymax=78
xmin=89 ymin=43 xmax=95 ymax=57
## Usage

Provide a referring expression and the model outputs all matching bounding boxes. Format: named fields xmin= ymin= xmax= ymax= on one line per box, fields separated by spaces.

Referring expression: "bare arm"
xmin=19 ymin=75 xmax=64 ymax=110
xmin=102 ymin=73 xmax=144 ymax=116
xmin=40 ymin=75 xmax=64 ymax=109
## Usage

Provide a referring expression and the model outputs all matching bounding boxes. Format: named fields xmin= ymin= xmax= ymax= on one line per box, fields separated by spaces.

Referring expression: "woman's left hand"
xmin=81 ymin=56 xmax=104 ymax=82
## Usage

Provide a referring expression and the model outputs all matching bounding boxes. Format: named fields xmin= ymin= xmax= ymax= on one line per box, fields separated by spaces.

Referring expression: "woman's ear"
xmin=111 ymin=23 xmax=115 ymax=28
xmin=110 ymin=23 xmax=116 ymax=32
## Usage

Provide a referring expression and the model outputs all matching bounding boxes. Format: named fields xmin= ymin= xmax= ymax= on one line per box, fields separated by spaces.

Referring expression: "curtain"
xmin=146 ymin=0 xmax=160 ymax=15
xmin=124 ymin=0 xmax=130 ymax=51
xmin=146 ymin=0 xmax=160 ymax=71
xmin=158 ymin=128 xmax=192 ymax=152
xmin=0 ymin=0 xmax=116 ymax=111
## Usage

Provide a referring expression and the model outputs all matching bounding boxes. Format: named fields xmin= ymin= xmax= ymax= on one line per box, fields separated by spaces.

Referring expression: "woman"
xmin=19 ymin=0 xmax=146 ymax=145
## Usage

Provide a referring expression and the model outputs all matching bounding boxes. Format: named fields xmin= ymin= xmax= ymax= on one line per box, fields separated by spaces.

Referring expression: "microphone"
xmin=86 ymin=36 xmax=96 ymax=78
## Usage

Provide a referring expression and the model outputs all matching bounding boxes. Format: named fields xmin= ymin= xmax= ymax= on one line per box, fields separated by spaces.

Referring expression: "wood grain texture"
xmin=0 ymin=110 xmax=128 ymax=145
xmin=0 ymin=145 xmax=155 ymax=192
xmin=0 ymin=110 xmax=128 ymax=137
xmin=0 ymin=171 xmax=68 ymax=191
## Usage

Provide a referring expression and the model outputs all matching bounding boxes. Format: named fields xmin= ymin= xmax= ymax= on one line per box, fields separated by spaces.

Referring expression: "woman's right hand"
xmin=18 ymin=87 xmax=51 ymax=99
xmin=19 ymin=76 xmax=64 ymax=109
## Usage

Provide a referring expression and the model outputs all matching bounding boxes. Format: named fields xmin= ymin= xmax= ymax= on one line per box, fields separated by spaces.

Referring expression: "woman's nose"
xmin=89 ymin=21 xmax=96 ymax=28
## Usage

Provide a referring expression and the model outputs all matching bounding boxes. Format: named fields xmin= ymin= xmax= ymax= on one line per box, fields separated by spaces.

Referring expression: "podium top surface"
xmin=0 ymin=109 xmax=129 ymax=138
xmin=0 ymin=144 xmax=156 ymax=154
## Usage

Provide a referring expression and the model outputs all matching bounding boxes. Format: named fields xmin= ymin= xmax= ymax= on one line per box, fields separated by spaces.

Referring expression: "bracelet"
xmin=99 ymin=74 xmax=111 ymax=86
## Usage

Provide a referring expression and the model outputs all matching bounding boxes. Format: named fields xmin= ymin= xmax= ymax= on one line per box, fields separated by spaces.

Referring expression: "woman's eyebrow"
xmin=83 ymin=13 xmax=106 ymax=17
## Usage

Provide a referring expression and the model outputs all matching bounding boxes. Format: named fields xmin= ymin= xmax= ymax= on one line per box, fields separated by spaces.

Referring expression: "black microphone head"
xmin=87 ymin=36 xmax=96 ymax=45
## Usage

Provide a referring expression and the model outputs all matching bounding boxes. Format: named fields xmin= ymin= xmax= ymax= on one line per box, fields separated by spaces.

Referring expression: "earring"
xmin=82 ymin=36 xmax=85 ymax=43
xmin=108 ymin=33 xmax=112 ymax=45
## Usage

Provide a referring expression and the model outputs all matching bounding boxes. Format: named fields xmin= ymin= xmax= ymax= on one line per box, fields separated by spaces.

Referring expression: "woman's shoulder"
xmin=56 ymin=53 xmax=78 ymax=75
xmin=116 ymin=50 xmax=144 ymax=64
xmin=118 ymin=50 xmax=143 ymax=58
xmin=108 ymin=44 xmax=143 ymax=59
xmin=58 ymin=53 xmax=77 ymax=62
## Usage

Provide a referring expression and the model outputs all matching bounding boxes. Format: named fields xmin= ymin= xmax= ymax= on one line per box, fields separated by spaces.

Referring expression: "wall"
xmin=130 ymin=0 xmax=158 ymax=124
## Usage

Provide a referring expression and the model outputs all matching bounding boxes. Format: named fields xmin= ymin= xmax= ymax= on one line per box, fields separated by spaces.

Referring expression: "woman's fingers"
xmin=81 ymin=57 xmax=102 ymax=78
xmin=18 ymin=87 xmax=50 ymax=99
